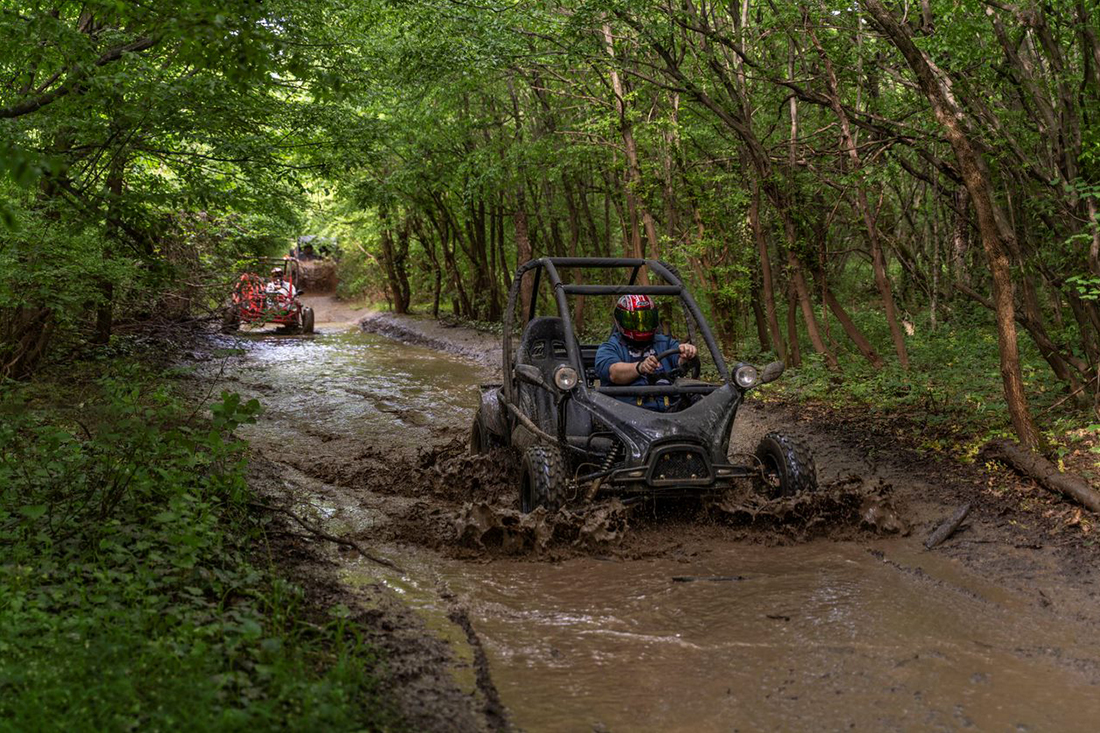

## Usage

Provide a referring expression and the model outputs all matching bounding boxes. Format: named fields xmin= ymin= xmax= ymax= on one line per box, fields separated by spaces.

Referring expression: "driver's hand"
xmin=637 ymin=355 xmax=660 ymax=375
xmin=679 ymin=343 xmax=698 ymax=361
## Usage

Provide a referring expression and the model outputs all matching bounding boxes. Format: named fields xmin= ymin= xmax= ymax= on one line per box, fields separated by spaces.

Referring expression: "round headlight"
xmin=734 ymin=364 xmax=759 ymax=389
xmin=553 ymin=365 xmax=579 ymax=390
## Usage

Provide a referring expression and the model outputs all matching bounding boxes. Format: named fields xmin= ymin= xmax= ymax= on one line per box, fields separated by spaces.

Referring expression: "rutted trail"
xmin=190 ymin=301 xmax=1100 ymax=732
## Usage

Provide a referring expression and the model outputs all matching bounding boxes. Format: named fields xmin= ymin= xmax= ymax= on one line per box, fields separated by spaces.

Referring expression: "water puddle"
xmin=342 ymin=541 xmax=1100 ymax=732
xmin=209 ymin=326 xmax=482 ymax=451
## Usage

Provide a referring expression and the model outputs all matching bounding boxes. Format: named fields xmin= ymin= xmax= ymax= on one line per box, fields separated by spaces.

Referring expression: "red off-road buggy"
xmin=221 ymin=257 xmax=315 ymax=333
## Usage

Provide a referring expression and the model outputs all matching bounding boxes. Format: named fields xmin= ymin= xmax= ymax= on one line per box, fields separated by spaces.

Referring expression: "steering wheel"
xmin=648 ymin=346 xmax=701 ymax=382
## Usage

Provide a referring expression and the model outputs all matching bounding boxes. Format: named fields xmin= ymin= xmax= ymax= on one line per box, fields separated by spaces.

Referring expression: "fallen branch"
xmin=924 ymin=502 xmax=971 ymax=549
xmin=500 ymin=398 xmax=557 ymax=444
xmin=982 ymin=439 xmax=1100 ymax=514
xmin=249 ymin=501 xmax=403 ymax=571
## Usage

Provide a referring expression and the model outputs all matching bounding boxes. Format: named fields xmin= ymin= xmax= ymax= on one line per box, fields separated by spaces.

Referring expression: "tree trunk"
xmin=602 ymin=22 xmax=660 ymax=267
xmin=864 ymin=0 xmax=1042 ymax=450
xmin=822 ymin=286 xmax=885 ymax=368
xmin=750 ymin=274 xmax=770 ymax=353
xmin=378 ymin=225 xmax=406 ymax=314
xmin=562 ymin=176 xmax=587 ymax=333
xmin=786 ymin=279 xmax=802 ymax=368
xmin=514 ymin=192 xmax=534 ymax=323
xmin=808 ymin=21 xmax=908 ymax=368
xmin=787 ymin=247 xmax=838 ymax=370
xmin=952 ymin=187 xmax=971 ymax=287
xmin=749 ymin=181 xmax=784 ymax=359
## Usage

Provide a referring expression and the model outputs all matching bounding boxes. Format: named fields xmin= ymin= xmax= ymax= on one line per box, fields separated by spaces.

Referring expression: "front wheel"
xmin=754 ymin=432 xmax=817 ymax=498
xmin=301 ymin=306 xmax=315 ymax=334
xmin=520 ymin=444 xmax=567 ymax=513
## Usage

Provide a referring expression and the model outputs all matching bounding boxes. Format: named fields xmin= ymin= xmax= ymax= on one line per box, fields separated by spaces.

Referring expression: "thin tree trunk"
xmin=786 ymin=279 xmax=802 ymax=368
xmin=788 ymin=249 xmax=837 ymax=370
xmin=952 ymin=186 xmax=971 ymax=287
xmin=809 ymin=20 xmax=908 ymax=368
xmin=749 ymin=181 xmax=784 ymax=359
xmin=562 ymin=176 xmax=587 ymax=333
xmin=602 ymin=23 xmax=660 ymax=266
xmin=515 ymin=192 xmax=534 ymax=323
xmin=865 ymin=0 xmax=1042 ymax=450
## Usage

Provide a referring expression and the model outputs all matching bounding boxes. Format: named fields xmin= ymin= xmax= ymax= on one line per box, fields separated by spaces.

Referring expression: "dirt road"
xmin=194 ymin=300 xmax=1100 ymax=731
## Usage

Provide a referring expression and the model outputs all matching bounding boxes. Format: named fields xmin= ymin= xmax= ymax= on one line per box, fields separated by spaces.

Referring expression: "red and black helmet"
xmin=614 ymin=294 xmax=659 ymax=343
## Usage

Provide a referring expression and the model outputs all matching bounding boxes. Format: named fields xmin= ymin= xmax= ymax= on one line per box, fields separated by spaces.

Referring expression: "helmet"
xmin=614 ymin=294 xmax=658 ymax=343
xmin=271 ymin=267 xmax=283 ymax=277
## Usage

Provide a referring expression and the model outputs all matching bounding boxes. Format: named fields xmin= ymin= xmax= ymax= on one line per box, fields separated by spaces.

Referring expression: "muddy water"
xmin=216 ymin=313 xmax=1100 ymax=732
xmin=349 ymin=542 xmax=1100 ymax=732
xmin=217 ymin=326 xmax=481 ymax=451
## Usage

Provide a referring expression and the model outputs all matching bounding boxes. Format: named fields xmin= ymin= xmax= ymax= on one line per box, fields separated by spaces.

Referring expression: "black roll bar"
xmin=560 ymin=284 xmax=682 ymax=296
xmin=501 ymin=257 xmax=730 ymax=405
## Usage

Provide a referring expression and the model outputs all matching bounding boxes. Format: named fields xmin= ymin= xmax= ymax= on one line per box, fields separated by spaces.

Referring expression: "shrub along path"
xmin=0 ymin=346 xmax=405 ymax=731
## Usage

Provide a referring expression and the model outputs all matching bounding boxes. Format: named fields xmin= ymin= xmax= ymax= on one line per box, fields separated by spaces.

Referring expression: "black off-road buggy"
xmin=469 ymin=257 xmax=817 ymax=512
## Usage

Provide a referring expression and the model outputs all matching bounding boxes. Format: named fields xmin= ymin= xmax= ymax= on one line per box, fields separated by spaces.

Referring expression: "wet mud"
xmin=187 ymin=300 xmax=1100 ymax=731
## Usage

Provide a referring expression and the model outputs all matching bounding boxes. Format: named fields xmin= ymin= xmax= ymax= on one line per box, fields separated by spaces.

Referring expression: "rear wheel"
xmin=520 ymin=444 xmax=567 ymax=513
xmin=301 ymin=306 xmax=315 ymax=334
xmin=469 ymin=407 xmax=500 ymax=455
xmin=754 ymin=432 xmax=817 ymax=498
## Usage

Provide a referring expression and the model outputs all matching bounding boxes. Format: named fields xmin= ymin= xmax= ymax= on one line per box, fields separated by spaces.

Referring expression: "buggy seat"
xmin=516 ymin=317 xmax=599 ymax=384
xmin=515 ymin=317 xmax=605 ymax=449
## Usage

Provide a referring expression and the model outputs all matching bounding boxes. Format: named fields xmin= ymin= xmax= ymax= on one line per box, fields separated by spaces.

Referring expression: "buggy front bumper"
xmin=602 ymin=443 xmax=762 ymax=493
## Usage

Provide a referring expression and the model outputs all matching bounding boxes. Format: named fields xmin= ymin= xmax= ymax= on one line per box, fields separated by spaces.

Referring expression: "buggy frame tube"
xmin=561 ymin=284 xmax=682 ymax=296
xmin=502 ymin=257 xmax=732 ymax=404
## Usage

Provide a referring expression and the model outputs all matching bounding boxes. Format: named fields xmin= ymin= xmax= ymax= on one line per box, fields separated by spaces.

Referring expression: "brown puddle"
xmin=342 ymin=541 xmax=1100 ymax=732
xmin=199 ymin=306 xmax=1100 ymax=732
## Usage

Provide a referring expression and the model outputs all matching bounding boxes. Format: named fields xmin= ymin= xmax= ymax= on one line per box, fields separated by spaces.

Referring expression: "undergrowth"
xmin=755 ymin=304 xmax=1098 ymax=461
xmin=0 ymin=364 xmax=402 ymax=731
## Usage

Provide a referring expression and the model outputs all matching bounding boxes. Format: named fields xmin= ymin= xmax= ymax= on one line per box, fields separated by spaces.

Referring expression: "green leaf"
xmin=18 ymin=505 xmax=47 ymax=520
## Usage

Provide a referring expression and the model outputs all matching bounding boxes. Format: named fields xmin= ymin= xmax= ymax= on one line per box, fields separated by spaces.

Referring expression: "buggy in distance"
xmin=222 ymin=257 xmax=315 ymax=334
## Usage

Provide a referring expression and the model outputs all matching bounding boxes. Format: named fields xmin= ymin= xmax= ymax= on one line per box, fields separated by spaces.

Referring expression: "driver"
xmin=595 ymin=294 xmax=697 ymax=410
xmin=265 ymin=267 xmax=297 ymax=303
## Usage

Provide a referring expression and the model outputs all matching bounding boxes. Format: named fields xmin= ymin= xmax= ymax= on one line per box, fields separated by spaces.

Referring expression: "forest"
xmin=2 ymin=0 xmax=1099 ymax=729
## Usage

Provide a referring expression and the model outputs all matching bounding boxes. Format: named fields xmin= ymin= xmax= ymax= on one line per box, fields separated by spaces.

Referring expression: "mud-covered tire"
xmin=301 ymin=306 xmax=315 ymax=334
xmin=220 ymin=306 xmax=240 ymax=334
xmin=520 ymin=444 xmax=567 ymax=513
xmin=469 ymin=407 xmax=501 ymax=455
xmin=754 ymin=432 xmax=817 ymax=498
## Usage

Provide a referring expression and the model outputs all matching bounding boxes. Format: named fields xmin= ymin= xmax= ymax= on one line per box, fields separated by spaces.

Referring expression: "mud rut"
xmin=190 ymin=300 xmax=1100 ymax=732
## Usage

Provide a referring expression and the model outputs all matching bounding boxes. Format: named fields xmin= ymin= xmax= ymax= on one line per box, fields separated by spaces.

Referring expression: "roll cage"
xmin=501 ymin=257 xmax=731 ymax=404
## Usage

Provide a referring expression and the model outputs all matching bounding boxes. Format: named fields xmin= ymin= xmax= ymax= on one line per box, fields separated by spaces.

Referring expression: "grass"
xmin=0 ymin=356 xmax=404 ymax=731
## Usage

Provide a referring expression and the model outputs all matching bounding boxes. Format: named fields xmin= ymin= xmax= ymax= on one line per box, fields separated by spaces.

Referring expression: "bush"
xmin=0 ymin=369 xmax=400 ymax=731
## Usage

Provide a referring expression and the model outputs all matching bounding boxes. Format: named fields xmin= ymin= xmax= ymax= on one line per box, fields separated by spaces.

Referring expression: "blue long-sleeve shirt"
xmin=594 ymin=329 xmax=680 ymax=410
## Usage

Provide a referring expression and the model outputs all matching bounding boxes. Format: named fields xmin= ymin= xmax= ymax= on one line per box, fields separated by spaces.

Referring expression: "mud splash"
xmin=453 ymin=499 xmax=631 ymax=555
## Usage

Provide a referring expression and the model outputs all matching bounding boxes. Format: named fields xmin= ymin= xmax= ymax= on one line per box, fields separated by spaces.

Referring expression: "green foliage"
xmin=0 ymin=367 xmax=401 ymax=731
xmin=0 ymin=0 xmax=369 ymax=372
xmin=767 ymin=303 xmax=1093 ymax=455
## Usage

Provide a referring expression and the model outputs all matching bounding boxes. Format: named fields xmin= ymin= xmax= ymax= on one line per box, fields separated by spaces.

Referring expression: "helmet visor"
xmin=617 ymin=305 xmax=659 ymax=334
